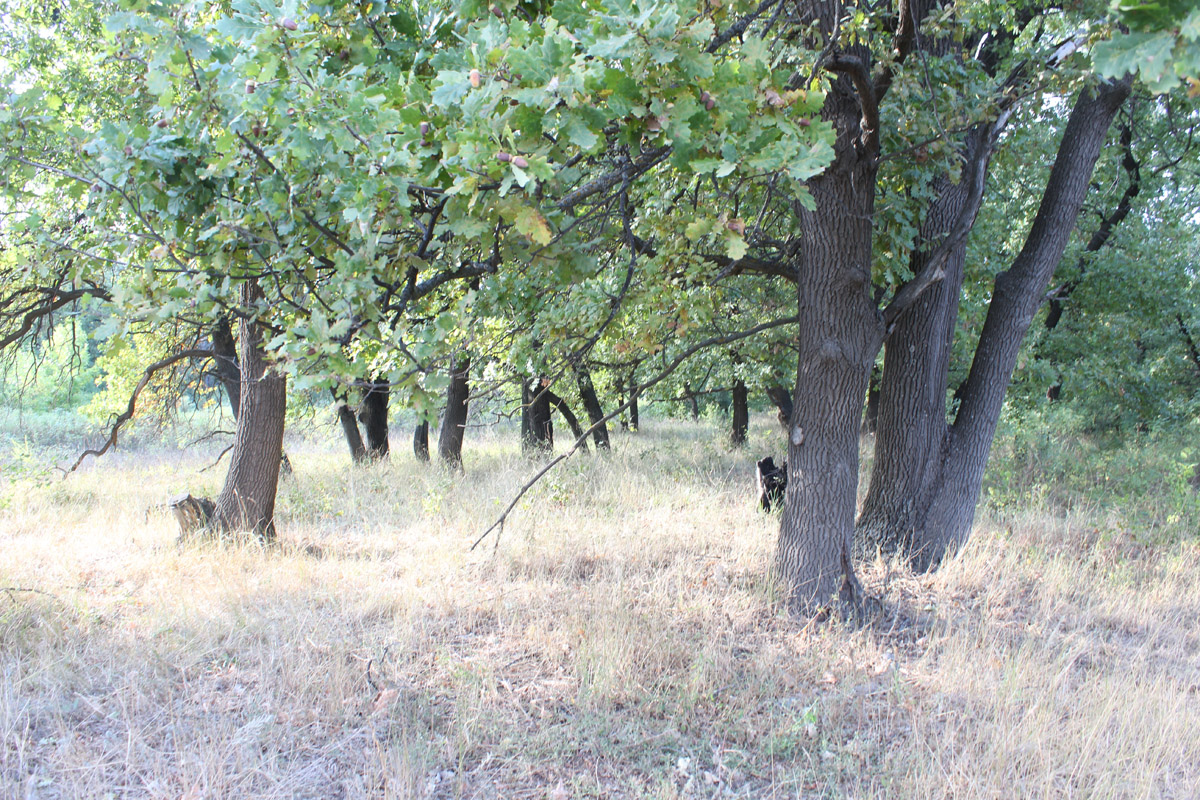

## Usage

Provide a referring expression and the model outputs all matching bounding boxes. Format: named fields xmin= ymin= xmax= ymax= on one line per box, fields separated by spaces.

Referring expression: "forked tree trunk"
xmin=414 ymin=420 xmax=430 ymax=462
xmin=438 ymin=354 xmax=470 ymax=467
xmin=775 ymin=71 xmax=881 ymax=616
xmin=576 ymin=367 xmax=610 ymax=450
xmin=858 ymin=79 xmax=1132 ymax=570
xmin=358 ymin=382 xmax=390 ymax=460
xmin=521 ymin=378 xmax=553 ymax=452
xmin=546 ymin=390 xmax=587 ymax=452
xmin=212 ymin=282 xmax=287 ymax=540
xmin=731 ymin=380 xmax=749 ymax=446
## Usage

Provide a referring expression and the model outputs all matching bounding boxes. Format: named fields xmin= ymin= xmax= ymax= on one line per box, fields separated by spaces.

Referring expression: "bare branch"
xmin=62 ymin=349 xmax=212 ymax=475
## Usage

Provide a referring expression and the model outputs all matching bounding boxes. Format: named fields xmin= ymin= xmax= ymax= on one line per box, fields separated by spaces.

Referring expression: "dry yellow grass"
xmin=1 ymin=417 xmax=1198 ymax=799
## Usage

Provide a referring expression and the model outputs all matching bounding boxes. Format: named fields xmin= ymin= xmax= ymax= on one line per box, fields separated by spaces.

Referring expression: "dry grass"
xmin=1 ymin=417 xmax=1198 ymax=799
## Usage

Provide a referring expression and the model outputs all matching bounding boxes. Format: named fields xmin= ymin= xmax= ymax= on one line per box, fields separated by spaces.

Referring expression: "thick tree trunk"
xmin=212 ymin=282 xmax=287 ymax=540
xmin=576 ymin=367 xmax=610 ymax=450
xmin=522 ymin=378 xmax=554 ymax=452
xmin=211 ymin=316 xmax=241 ymax=419
xmin=859 ymin=79 xmax=1131 ymax=570
xmin=358 ymin=382 xmax=389 ymax=460
xmin=775 ymin=77 xmax=881 ymax=615
xmin=731 ymin=379 xmax=749 ymax=446
xmin=414 ymin=420 xmax=430 ymax=462
xmin=438 ymin=354 xmax=470 ymax=467
xmin=546 ymin=390 xmax=588 ymax=452
xmin=336 ymin=400 xmax=368 ymax=463
xmin=765 ymin=384 xmax=792 ymax=433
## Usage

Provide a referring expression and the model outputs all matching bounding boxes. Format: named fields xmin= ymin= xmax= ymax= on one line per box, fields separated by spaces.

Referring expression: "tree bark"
xmin=576 ymin=367 xmax=611 ymax=450
xmin=858 ymin=78 xmax=1132 ymax=570
xmin=685 ymin=383 xmax=700 ymax=420
xmin=336 ymin=399 xmax=368 ymax=463
xmin=765 ymin=384 xmax=792 ymax=433
xmin=211 ymin=316 xmax=241 ymax=419
xmin=546 ymin=390 xmax=588 ymax=452
xmin=212 ymin=282 xmax=287 ymax=540
xmin=731 ymin=379 xmax=749 ymax=446
xmin=775 ymin=69 xmax=881 ymax=615
xmin=358 ymin=382 xmax=390 ymax=460
xmin=627 ymin=375 xmax=639 ymax=431
xmin=414 ymin=420 xmax=430 ymax=462
xmin=438 ymin=354 xmax=470 ymax=467
xmin=521 ymin=378 xmax=553 ymax=452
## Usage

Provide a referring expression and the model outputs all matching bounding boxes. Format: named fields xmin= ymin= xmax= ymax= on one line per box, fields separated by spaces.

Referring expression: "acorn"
xmin=797 ymin=117 xmax=811 ymax=127
xmin=287 ymin=107 xmax=296 ymax=117
xmin=509 ymin=98 xmax=519 ymax=106
xmin=495 ymin=151 xmax=512 ymax=163
xmin=512 ymin=155 xmax=528 ymax=169
xmin=469 ymin=69 xmax=482 ymax=88
xmin=245 ymin=79 xmax=257 ymax=94
xmin=700 ymin=90 xmax=715 ymax=111
xmin=339 ymin=48 xmax=351 ymax=60
xmin=124 ymin=145 xmax=133 ymax=156
xmin=491 ymin=4 xmax=504 ymax=17
xmin=419 ymin=121 xmax=430 ymax=137
xmin=156 ymin=118 xmax=169 ymax=128
xmin=280 ymin=17 xmax=298 ymax=31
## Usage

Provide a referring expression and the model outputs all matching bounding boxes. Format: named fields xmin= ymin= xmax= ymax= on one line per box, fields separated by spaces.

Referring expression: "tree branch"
xmin=62 ymin=348 xmax=212 ymax=475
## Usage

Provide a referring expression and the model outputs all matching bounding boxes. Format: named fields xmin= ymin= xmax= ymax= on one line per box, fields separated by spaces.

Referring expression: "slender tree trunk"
xmin=576 ymin=367 xmax=610 ymax=450
xmin=685 ymin=383 xmax=700 ymax=420
xmin=336 ymin=400 xmax=368 ymax=463
xmin=546 ymin=390 xmax=588 ymax=452
xmin=858 ymin=79 xmax=1132 ymax=570
xmin=211 ymin=316 xmax=241 ymax=419
xmin=212 ymin=282 xmax=287 ymax=540
xmin=438 ymin=354 xmax=470 ymax=467
xmin=731 ymin=379 xmax=749 ymax=446
xmin=521 ymin=378 xmax=553 ymax=452
xmin=765 ymin=384 xmax=793 ymax=434
xmin=414 ymin=420 xmax=430 ymax=462
xmin=628 ymin=376 xmax=639 ymax=432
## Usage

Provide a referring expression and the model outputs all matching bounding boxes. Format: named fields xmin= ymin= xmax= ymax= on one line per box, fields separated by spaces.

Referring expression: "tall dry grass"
xmin=1 ymin=417 xmax=1197 ymax=799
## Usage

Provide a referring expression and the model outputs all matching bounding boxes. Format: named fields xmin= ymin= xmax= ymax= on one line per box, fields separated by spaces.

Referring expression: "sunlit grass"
xmin=1 ymin=415 xmax=1197 ymax=798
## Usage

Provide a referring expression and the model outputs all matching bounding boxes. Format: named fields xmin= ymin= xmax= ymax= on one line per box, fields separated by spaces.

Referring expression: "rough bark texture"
xmin=685 ymin=384 xmax=700 ymax=420
xmin=576 ymin=367 xmax=611 ymax=450
xmin=546 ymin=390 xmax=587 ymax=452
xmin=731 ymin=380 xmax=749 ymax=446
xmin=414 ymin=420 xmax=430 ymax=462
xmin=775 ymin=67 xmax=880 ymax=614
xmin=438 ymin=354 xmax=470 ymax=467
xmin=856 ymin=165 xmax=974 ymax=557
xmin=211 ymin=316 xmax=241 ymax=419
xmin=212 ymin=282 xmax=287 ymax=541
xmin=859 ymin=79 xmax=1132 ymax=570
xmin=358 ymin=382 xmax=390 ymax=460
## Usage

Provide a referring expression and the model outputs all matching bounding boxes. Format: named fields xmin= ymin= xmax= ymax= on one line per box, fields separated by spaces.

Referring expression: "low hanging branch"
xmin=470 ymin=314 xmax=800 ymax=551
xmin=62 ymin=348 xmax=211 ymax=475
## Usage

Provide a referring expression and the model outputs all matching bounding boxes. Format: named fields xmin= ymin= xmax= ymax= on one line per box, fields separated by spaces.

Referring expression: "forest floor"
xmin=1 ymin=415 xmax=1198 ymax=799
